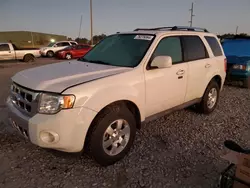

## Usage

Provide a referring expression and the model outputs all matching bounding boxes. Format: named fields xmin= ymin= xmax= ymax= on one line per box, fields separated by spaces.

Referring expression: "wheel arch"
xmin=23 ymin=53 xmax=35 ymax=62
xmin=83 ymin=100 xmax=142 ymax=152
xmin=91 ymin=100 xmax=142 ymax=130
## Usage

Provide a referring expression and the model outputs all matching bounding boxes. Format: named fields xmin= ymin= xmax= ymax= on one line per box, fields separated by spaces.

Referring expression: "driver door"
xmin=144 ymin=36 xmax=188 ymax=117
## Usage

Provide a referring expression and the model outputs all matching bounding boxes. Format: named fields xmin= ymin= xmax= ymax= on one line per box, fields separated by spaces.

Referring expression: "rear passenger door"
xmin=182 ymin=36 xmax=210 ymax=102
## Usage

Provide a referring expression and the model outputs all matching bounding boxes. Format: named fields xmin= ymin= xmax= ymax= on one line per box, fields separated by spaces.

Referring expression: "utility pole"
xmin=235 ymin=26 xmax=239 ymax=35
xmin=90 ymin=0 xmax=93 ymax=45
xmin=30 ymin=31 xmax=34 ymax=48
xmin=78 ymin=15 xmax=83 ymax=38
xmin=189 ymin=2 xmax=195 ymax=27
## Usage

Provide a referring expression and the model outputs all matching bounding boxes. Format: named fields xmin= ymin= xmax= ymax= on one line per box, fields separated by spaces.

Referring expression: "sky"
xmin=0 ymin=0 xmax=250 ymax=39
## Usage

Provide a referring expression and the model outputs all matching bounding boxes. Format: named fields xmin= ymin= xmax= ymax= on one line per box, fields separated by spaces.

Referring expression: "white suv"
xmin=40 ymin=41 xmax=78 ymax=57
xmin=7 ymin=26 xmax=226 ymax=166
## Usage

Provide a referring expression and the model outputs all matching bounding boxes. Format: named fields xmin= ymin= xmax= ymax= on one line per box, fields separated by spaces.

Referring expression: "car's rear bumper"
xmin=226 ymin=73 xmax=250 ymax=87
xmin=7 ymin=97 xmax=97 ymax=152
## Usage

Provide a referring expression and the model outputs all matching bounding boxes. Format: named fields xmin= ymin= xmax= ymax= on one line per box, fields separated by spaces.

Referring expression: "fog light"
xmin=40 ymin=131 xmax=59 ymax=143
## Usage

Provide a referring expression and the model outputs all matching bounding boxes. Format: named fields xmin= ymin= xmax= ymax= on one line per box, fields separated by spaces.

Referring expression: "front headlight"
xmin=38 ymin=93 xmax=75 ymax=114
xmin=232 ymin=64 xmax=246 ymax=70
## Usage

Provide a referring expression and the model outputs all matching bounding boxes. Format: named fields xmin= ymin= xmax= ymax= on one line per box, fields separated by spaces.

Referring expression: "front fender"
xmin=63 ymin=71 xmax=146 ymax=121
xmin=83 ymin=85 xmax=145 ymax=120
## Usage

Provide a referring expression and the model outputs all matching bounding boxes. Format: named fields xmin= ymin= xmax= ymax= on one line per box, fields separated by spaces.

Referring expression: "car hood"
xmin=12 ymin=60 xmax=132 ymax=93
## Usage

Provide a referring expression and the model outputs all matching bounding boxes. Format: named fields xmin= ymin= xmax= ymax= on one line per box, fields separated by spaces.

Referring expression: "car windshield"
xmin=47 ymin=42 xmax=56 ymax=47
xmin=78 ymin=34 xmax=155 ymax=67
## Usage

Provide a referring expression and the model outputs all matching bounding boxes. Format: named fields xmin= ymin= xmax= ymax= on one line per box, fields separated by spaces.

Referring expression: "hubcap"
xmin=207 ymin=88 xmax=217 ymax=109
xmin=66 ymin=54 xmax=71 ymax=59
xmin=102 ymin=119 xmax=130 ymax=156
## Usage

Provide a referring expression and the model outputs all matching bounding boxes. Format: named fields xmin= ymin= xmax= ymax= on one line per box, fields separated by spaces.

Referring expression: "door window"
xmin=150 ymin=37 xmax=183 ymax=67
xmin=182 ymin=36 xmax=208 ymax=61
xmin=0 ymin=44 xmax=10 ymax=51
xmin=56 ymin=42 xmax=70 ymax=47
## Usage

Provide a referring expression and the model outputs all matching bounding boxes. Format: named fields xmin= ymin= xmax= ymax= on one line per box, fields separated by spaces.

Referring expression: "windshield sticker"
xmin=134 ymin=35 xmax=153 ymax=41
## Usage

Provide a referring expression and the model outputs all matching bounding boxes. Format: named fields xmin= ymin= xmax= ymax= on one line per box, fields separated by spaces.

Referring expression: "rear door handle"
xmin=205 ymin=64 xmax=211 ymax=68
xmin=176 ymin=70 xmax=185 ymax=75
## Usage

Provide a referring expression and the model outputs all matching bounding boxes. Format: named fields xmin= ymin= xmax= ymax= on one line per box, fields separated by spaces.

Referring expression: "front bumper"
xmin=7 ymin=97 xmax=97 ymax=152
xmin=55 ymin=52 xmax=65 ymax=59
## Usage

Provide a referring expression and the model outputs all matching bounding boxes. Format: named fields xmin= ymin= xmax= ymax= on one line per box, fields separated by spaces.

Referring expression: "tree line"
xmin=68 ymin=34 xmax=107 ymax=45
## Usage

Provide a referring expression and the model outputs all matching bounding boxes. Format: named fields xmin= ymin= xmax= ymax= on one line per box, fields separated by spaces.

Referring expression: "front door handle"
xmin=205 ymin=64 xmax=211 ymax=68
xmin=176 ymin=69 xmax=185 ymax=75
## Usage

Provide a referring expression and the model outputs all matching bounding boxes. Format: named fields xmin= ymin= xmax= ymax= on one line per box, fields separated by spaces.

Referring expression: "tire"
xmin=86 ymin=104 xmax=136 ymax=166
xmin=23 ymin=54 xmax=34 ymax=62
xmin=65 ymin=53 xmax=72 ymax=60
xmin=196 ymin=81 xmax=220 ymax=114
xmin=46 ymin=51 xmax=54 ymax=57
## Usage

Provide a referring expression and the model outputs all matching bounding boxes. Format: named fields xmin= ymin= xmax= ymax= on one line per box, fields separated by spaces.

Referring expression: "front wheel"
xmin=196 ymin=81 xmax=220 ymax=114
xmin=46 ymin=51 xmax=54 ymax=57
xmin=86 ymin=104 xmax=136 ymax=166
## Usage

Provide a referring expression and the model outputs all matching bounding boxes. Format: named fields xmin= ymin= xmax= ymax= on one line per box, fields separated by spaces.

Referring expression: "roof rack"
xmin=134 ymin=26 xmax=209 ymax=33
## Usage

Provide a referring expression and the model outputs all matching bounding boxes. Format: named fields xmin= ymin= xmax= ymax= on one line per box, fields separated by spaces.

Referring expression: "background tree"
xmin=75 ymin=37 xmax=89 ymax=44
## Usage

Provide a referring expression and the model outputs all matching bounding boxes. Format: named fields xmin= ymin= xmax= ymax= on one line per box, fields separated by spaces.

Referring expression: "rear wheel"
xmin=86 ymin=104 xmax=136 ymax=166
xmin=65 ymin=53 xmax=72 ymax=60
xmin=46 ymin=51 xmax=54 ymax=57
xmin=196 ymin=81 xmax=220 ymax=114
xmin=23 ymin=54 xmax=34 ymax=62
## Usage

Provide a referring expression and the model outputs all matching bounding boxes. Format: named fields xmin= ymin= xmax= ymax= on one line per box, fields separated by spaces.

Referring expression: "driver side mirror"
xmin=151 ymin=56 xmax=172 ymax=69
xmin=53 ymin=44 xmax=57 ymax=47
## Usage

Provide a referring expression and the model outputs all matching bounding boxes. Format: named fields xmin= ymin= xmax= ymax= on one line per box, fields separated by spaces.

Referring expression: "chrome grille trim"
xmin=10 ymin=83 xmax=40 ymax=117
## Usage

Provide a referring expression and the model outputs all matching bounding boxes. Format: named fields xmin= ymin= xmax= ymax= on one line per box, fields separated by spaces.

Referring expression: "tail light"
xmin=224 ymin=58 xmax=227 ymax=72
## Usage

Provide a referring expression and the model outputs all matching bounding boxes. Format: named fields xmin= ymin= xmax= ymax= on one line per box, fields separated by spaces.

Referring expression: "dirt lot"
xmin=0 ymin=60 xmax=250 ymax=188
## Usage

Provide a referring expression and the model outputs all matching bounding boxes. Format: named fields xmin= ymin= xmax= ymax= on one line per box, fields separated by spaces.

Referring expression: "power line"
xmin=189 ymin=2 xmax=195 ymax=27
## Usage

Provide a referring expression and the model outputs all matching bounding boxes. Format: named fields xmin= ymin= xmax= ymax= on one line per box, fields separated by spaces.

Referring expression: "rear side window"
xmin=57 ymin=42 xmax=70 ymax=47
xmin=0 ymin=44 xmax=10 ymax=51
xmin=182 ymin=36 xmax=208 ymax=61
xmin=205 ymin=36 xmax=223 ymax=56
xmin=151 ymin=37 xmax=183 ymax=64
xmin=70 ymin=42 xmax=77 ymax=46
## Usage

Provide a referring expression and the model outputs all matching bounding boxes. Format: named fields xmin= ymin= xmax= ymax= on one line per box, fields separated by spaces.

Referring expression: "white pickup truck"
xmin=7 ymin=26 xmax=226 ymax=166
xmin=0 ymin=43 xmax=41 ymax=62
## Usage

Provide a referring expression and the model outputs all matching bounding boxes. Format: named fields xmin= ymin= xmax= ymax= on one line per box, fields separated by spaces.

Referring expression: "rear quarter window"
xmin=205 ymin=36 xmax=223 ymax=57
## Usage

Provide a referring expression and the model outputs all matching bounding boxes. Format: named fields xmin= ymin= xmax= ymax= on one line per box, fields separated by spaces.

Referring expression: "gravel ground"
xmin=0 ymin=85 xmax=249 ymax=188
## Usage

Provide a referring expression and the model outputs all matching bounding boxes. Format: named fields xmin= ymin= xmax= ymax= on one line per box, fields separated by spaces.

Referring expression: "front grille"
xmin=10 ymin=83 xmax=39 ymax=116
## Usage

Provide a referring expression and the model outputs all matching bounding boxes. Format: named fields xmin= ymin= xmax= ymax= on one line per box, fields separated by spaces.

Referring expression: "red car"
xmin=55 ymin=44 xmax=92 ymax=59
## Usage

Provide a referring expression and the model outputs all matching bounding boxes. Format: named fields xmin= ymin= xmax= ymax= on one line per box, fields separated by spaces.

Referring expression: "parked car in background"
xmin=7 ymin=26 xmax=226 ymax=166
xmin=40 ymin=41 xmax=78 ymax=57
xmin=55 ymin=44 xmax=92 ymax=59
xmin=0 ymin=43 xmax=41 ymax=62
xmin=222 ymin=36 xmax=250 ymax=88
